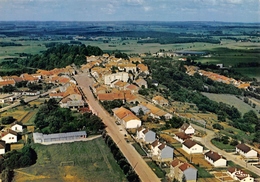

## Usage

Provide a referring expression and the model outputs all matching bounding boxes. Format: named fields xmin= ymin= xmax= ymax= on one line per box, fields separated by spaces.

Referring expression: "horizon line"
xmin=0 ymin=20 xmax=259 ymax=24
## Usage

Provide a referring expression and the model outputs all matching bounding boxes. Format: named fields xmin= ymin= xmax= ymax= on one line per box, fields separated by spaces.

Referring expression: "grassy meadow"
xmin=201 ymin=92 xmax=260 ymax=117
xmin=13 ymin=138 xmax=126 ymax=182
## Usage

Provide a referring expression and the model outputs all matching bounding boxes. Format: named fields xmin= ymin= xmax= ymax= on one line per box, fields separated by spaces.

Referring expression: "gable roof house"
xmin=157 ymin=143 xmax=174 ymax=161
xmin=152 ymin=95 xmax=169 ymax=106
xmin=10 ymin=122 xmax=23 ymax=133
xmin=182 ymin=139 xmax=203 ymax=154
xmin=174 ymin=132 xmax=191 ymax=143
xmin=236 ymin=143 xmax=258 ymax=158
xmin=227 ymin=167 xmax=254 ymax=182
xmin=1 ymin=129 xmax=18 ymax=144
xmin=113 ymin=107 xmax=141 ymax=129
xmin=169 ymin=159 xmax=198 ymax=182
xmin=204 ymin=151 xmax=227 ymax=167
xmin=179 ymin=123 xmax=195 ymax=135
xmin=150 ymin=139 xmax=161 ymax=156
xmin=136 ymin=127 xmax=156 ymax=144
xmin=0 ymin=140 xmax=6 ymax=155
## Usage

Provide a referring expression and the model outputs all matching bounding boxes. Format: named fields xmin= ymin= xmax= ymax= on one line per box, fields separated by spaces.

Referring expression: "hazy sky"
xmin=0 ymin=0 xmax=259 ymax=22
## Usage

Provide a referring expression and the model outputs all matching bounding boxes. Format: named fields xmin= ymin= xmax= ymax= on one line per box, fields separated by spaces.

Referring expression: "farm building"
xmin=204 ymin=150 xmax=227 ymax=167
xmin=182 ymin=139 xmax=203 ymax=154
xmin=236 ymin=143 xmax=258 ymax=158
xmin=33 ymin=131 xmax=87 ymax=144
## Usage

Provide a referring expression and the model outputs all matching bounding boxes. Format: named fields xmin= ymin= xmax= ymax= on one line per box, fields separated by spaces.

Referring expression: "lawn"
xmin=132 ymin=143 xmax=147 ymax=156
xmin=146 ymin=161 xmax=165 ymax=178
xmin=211 ymin=139 xmax=235 ymax=151
xmin=194 ymin=165 xmax=214 ymax=178
xmin=13 ymin=138 xmax=127 ymax=182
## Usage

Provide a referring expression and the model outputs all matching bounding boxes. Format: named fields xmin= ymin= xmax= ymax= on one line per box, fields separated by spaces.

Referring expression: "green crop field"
xmin=13 ymin=138 xmax=127 ymax=182
xmin=201 ymin=92 xmax=260 ymax=117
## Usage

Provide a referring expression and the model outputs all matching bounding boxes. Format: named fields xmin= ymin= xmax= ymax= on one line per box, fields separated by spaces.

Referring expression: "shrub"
xmin=212 ymin=123 xmax=224 ymax=130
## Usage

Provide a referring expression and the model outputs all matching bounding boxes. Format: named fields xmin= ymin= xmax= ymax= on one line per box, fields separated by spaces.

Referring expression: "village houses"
xmin=136 ymin=127 xmax=156 ymax=144
xmin=236 ymin=143 xmax=258 ymax=159
xmin=204 ymin=150 xmax=227 ymax=167
xmin=169 ymin=159 xmax=197 ymax=182
xmin=113 ymin=107 xmax=141 ymax=129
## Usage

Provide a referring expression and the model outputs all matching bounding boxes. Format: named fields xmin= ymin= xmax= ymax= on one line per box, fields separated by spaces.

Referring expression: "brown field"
xmin=1 ymin=107 xmax=28 ymax=122
xmin=198 ymin=178 xmax=220 ymax=182
xmin=161 ymin=128 xmax=179 ymax=134
xmin=10 ymin=143 xmax=24 ymax=151
xmin=19 ymin=110 xmax=37 ymax=124
xmin=190 ymin=153 xmax=212 ymax=169
xmin=27 ymin=125 xmax=35 ymax=133
xmin=160 ymin=134 xmax=178 ymax=144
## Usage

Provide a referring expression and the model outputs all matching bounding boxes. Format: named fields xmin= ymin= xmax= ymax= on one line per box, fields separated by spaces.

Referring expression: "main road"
xmin=191 ymin=124 xmax=260 ymax=175
xmin=74 ymin=73 xmax=160 ymax=182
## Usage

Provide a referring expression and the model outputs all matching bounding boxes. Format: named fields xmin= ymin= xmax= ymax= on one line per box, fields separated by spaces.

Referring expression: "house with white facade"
xmin=236 ymin=143 xmax=258 ymax=158
xmin=113 ymin=107 xmax=141 ymax=129
xmin=0 ymin=140 xmax=6 ymax=155
xmin=150 ymin=140 xmax=161 ymax=156
xmin=227 ymin=167 xmax=254 ymax=182
xmin=1 ymin=129 xmax=18 ymax=144
xmin=169 ymin=159 xmax=197 ymax=182
xmin=104 ymin=72 xmax=129 ymax=85
xmin=175 ymin=132 xmax=191 ymax=143
xmin=204 ymin=151 xmax=227 ymax=167
xmin=136 ymin=127 xmax=156 ymax=144
xmin=157 ymin=143 xmax=174 ymax=161
xmin=10 ymin=122 xmax=23 ymax=133
xmin=182 ymin=139 xmax=203 ymax=154
xmin=179 ymin=123 xmax=195 ymax=135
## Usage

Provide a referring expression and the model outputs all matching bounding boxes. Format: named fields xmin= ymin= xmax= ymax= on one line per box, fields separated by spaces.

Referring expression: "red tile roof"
xmin=205 ymin=151 xmax=223 ymax=162
xmin=183 ymin=139 xmax=197 ymax=148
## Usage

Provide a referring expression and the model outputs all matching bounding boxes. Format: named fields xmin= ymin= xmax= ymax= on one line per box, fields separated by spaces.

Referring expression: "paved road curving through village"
xmin=74 ymin=73 xmax=160 ymax=182
xmin=191 ymin=124 xmax=260 ymax=175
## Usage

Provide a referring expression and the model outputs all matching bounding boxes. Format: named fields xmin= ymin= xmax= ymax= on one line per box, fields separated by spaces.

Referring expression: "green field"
xmin=201 ymin=92 xmax=260 ymax=117
xmin=13 ymin=138 xmax=126 ymax=182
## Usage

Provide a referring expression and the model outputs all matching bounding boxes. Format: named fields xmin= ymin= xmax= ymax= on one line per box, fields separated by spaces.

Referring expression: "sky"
xmin=0 ymin=0 xmax=259 ymax=22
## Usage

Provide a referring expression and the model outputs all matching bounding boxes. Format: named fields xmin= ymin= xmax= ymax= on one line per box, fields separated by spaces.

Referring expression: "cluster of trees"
xmin=214 ymin=133 xmax=239 ymax=146
xmin=144 ymin=59 xmax=241 ymax=120
xmin=0 ymin=145 xmax=37 ymax=181
xmin=232 ymin=110 xmax=259 ymax=133
xmin=0 ymin=42 xmax=22 ymax=47
xmin=21 ymin=44 xmax=103 ymax=70
xmin=103 ymin=134 xmax=140 ymax=182
xmin=34 ymin=99 xmax=105 ymax=134
xmin=164 ymin=117 xmax=184 ymax=129
xmin=0 ymin=116 xmax=16 ymax=125
xmin=101 ymin=100 xmax=124 ymax=115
